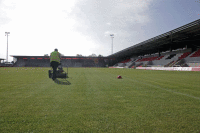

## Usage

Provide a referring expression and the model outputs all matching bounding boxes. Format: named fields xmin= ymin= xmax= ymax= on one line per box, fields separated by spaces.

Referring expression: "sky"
xmin=0 ymin=0 xmax=200 ymax=62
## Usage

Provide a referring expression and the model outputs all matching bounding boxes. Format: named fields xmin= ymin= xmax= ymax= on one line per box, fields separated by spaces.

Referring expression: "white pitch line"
xmin=159 ymin=87 xmax=200 ymax=100
xmin=123 ymin=76 xmax=200 ymax=100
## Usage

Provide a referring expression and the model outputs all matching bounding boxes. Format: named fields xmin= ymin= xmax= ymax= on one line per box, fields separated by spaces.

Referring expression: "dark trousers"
xmin=50 ymin=61 xmax=59 ymax=79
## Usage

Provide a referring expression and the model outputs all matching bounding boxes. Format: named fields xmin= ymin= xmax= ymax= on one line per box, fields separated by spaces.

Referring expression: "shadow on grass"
xmin=53 ymin=78 xmax=71 ymax=85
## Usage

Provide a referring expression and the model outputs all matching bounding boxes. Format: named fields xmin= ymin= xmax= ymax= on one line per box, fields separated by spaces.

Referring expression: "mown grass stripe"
xmin=0 ymin=67 xmax=200 ymax=132
xmin=102 ymin=68 xmax=200 ymax=100
xmin=123 ymin=75 xmax=200 ymax=100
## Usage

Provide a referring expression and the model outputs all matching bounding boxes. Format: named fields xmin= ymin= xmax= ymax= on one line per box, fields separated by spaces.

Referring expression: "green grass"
xmin=0 ymin=67 xmax=200 ymax=132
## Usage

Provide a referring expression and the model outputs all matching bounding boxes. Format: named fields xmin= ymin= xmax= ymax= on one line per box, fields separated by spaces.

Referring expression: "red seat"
xmin=179 ymin=52 xmax=191 ymax=59
xmin=190 ymin=49 xmax=200 ymax=57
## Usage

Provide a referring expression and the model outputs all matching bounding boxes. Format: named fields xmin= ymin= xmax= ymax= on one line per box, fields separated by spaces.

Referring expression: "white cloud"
xmin=106 ymin=22 xmax=111 ymax=25
xmin=0 ymin=0 xmax=101 ymax=62
xmin=0 ymin=0 xmax=157 ymax=61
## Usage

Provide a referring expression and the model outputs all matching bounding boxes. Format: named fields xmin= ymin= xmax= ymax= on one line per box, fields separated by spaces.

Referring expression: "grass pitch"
xmin=0 ymin=67 xmax=200 ymax=132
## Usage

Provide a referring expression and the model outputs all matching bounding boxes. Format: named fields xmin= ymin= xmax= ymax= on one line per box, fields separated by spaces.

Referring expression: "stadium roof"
xmin=108 ymin=19 xmax=200 ymax=58
xmin=0 ymin=58 xmax=6 ymax=61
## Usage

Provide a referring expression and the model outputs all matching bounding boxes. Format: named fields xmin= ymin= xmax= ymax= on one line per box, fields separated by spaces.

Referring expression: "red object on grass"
xmin=117 ymin=75 xmax=122 ymax=79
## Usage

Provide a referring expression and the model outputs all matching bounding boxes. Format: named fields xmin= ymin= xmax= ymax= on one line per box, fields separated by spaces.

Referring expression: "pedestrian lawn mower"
xmin=48 ymin=63 xmax=68 ymax=79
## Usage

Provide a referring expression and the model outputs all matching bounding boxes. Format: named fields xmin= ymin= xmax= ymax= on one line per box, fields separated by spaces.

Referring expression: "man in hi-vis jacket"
xmin=50 ymin=48 xmax=61 ymax=80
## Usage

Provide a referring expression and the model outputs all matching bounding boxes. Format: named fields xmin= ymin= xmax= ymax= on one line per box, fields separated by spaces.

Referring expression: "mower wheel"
xmin=48 ymin=70 xmax=52 ymax=78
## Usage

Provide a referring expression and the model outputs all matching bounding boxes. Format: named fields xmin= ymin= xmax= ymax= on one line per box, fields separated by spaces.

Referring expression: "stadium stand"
xmin=182 ymin=49 xmax=200 ymax=67
xmin=107 ymin=19 xmax=200 ymax=70
xmin=9 ymin=48 xmax=199 ymax=68
xmin=137 ymin=56 xmax=158 ymax=62
xmin=126 ymin=60 xmax=135 ymax=68
xmin=118 ymin=63 xmax=126 ymax=67
xmin=14 ymin=59 xmax=25 ymax=67
xmin=8 ymin=19 xmax=200 ymax=69
xmin=190 ymin=49 xmax=200 ymax=57
xmin=62 ymin=59 xmax=73 ymax=67
xmin=75 ymin=62 xmax=82 ymax=67
xmin=166 ymin=54 xmax=176 ymax=59
xmin=187 ymin=63 xmax=200 ymax=67
xmin=10 ymin=49 xmax=200 ymax=68
xmin=155 ymin=56 xmax=164 ymax=60
xmin=113 ymin=58 xmax=134 ymax=68
xmin=179 ymin=52 xmax=191 ymax=60
xmin=10 ymin=56 xmax=107 ymax=68
xmin=120 ymin=59 xmax=131 ymax=63
xmin=82 ymin=59 xmax=95 ymax=67
xmin=113 ymin=48 xmax=197 ymax=68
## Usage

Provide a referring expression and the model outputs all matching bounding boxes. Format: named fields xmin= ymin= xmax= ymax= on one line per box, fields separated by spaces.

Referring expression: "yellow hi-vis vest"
xmin=50 ymin=51 xmax=60 ymax=63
